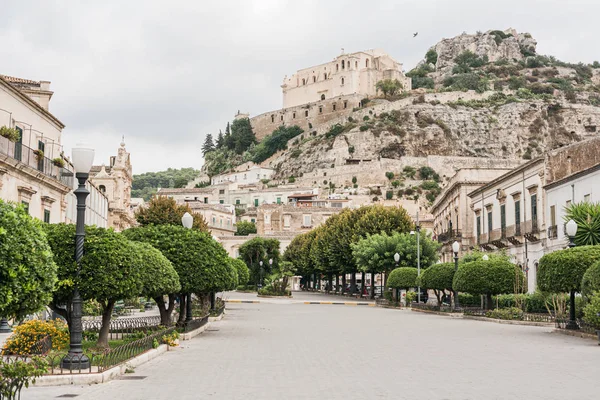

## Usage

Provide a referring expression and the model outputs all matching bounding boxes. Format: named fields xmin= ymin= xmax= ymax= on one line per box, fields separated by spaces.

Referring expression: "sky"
xmin=1 ymin=0 xmax=599 ymax=174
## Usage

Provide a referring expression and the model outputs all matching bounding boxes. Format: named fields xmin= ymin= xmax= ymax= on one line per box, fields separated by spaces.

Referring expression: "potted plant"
xmin=0 ymin=126 xmax=20 ymax=142
xmin=52 ymin=158 xmax=65 ymax=168
xmin=33 ymin=149 xmax=44 ymax=159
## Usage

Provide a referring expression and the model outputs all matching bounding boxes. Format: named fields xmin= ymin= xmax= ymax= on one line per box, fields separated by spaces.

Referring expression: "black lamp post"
xmin=452 ymin=241 xmax=460 ymax=310
xmin=61 ymin=144 xmax=94 ymax=370
xmin=182 ymin=212 xmax=194 ymax=324
xmin=259 ymin=261 xmax=264 ymax=289
xmin=565 ymin=219 xmax=579 ymax=330
xmin=393 ymin=252 xmax=400 ymax=302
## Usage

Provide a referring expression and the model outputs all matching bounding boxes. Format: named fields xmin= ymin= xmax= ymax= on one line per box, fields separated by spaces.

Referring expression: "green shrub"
xmin=418 ymin=262 xmax=455 ymax=305
xmin=387 ymin=267 xmax=418 ymax=289
xmin=411 ymin=76 xmax=435 ymax=89
xmin=290 ymin=149 xmax=302 ymax=158
xmin=385 ymin=171 xmax=395 ymax=180
xmin=486 ymin=307 xmax=524 ymax=320
xmin=582 ymin=261 xmax=600 ymax=297
xmin=2 ymin=320 xmax=69 ymax=355
xmin=425 ymin=49 xmax=438 ymax=65
xmin=385 ymin=190 xmax=393 ymax=200
xmin=405 ymin=291 xmax=417 ymax=304
xmin=420 ymin=180 xmax=439 ymax=190
xmin=359 ymin=125 xmax=369 ymax=132
xmin=0 ymin=126 xmax=20 ymax=142
xmin=288 ymin=176 xmax=296 ymax=183
xmin=252 ymin=125 xmax=303 ymax=163
xmin=325 ymin=124 xmax=345 ymax=138
xmin=258 ymin=285 xmax=290 ymax=296
xmin=582 ymin=293 xmax=600 ymax=328
xmin=458 ymin=293 xmax=481 ymax=307
xmin=538 ymin=246 xmax=600 ymax=293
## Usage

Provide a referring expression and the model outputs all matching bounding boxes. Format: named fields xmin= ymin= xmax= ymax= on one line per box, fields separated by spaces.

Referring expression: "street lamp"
xmin=61 ymin=144 xmax=94 ymax=370
xmin=182 ymin=212 xmax=193 ymax=324
xmin=259 ymin=260 xmax=264 ymax=289
xmin=410 ymin=225 xmax=421 ymax=303
xmin=393 ymin=253 xmax=400 ymax=301
xmin=565 ymin=219 xmax=579 ymax=330
xmin=452 ymin=241 xmax=460 ymax=309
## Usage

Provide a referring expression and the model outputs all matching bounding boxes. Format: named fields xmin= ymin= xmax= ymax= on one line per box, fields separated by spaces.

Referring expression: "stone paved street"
xmin=23 ymin=295 xmax=599 ymax=400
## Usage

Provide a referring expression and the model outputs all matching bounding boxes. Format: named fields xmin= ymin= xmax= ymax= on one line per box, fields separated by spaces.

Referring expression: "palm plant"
xmin=564 ymin=202 xmax=600 ymax=246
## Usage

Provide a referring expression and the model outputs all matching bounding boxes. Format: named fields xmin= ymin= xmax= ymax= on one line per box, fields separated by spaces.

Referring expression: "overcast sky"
xmin=2 ymin=0 xmax=598 ymax=174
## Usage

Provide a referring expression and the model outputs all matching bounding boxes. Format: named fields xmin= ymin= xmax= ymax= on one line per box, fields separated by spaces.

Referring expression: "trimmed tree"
xmin=453 ymin=259 xmax=524 ymax=309
xmin=418 ymin=262 xmax=455 ymax=306
xmin=0 ymin=200 xmax=57 ymax=322
xmin=387 ymin=267 xmax=418 ymax=302
xmin=231 ymin=258 xmax=250 ymax=286
xmin=581 ymin=260 xmax=600 ymax=298
xmin=135 ymin=196 xmax=208 ymax=231
xmin=132 ymin=241 xmax=181 ymax=325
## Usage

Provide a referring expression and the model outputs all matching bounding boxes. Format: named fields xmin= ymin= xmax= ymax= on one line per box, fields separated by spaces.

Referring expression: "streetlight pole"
xmin=565 ymin=219 xmax=579 ymax=330
xmin=416 ymin=212 xmax=421 ymax=303
xmin=394 ymin=252 xmax=400 ymax=302
xmin=452 ymin=241 xmax=460 ymax=310
xmin=182 ymin=212 xmax=193 ymax=324
xmin=61 ymin=144 xmax=94 ymax=370
xmin=259 ymin=261 xmax=264 ymax=289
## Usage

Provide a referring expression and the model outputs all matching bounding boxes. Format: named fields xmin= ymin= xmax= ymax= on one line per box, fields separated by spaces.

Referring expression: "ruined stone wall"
xmin=545 ymin=136 xmax=600 ymax=185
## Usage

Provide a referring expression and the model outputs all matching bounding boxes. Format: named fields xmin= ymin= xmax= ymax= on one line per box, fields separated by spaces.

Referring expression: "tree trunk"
xmin=342 ymin=275 xmax=347 ymax=294
xmin=210 ymin=292 xmax=216 ymax=310
xmin=328 ymin=274 xmax=333 ymax=294
xmin=154 ymin=295 xmax=175 ymax=326
xmin=350 ymin=274 xmax=357 ymax=294
xmin=361 ymin=271 xmax=366 ymax=296
xmin=486 ymin=293 xmax=493 ymax=310
xmin=434 ymin=289 xmax=442 ymax=306
xmin=178 ymin=294 xmax=187 ymax=325
xmin=335 ymin=275 xmax=339 ymax=293
xmin=97 ymin=301 xmax=115 ymax=348
xmin=370 ymin=272 xmax=376 ymax=299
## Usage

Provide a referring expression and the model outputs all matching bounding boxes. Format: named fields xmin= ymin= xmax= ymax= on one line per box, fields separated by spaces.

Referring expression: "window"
xmin=280 ymin=115 xmax=283 ymax=121
xmin=332 ymin=104 xmax=336 ymax=111
xmin=303 ymin=215 xmax=312 ymax=227
xmin=336 ymin=64 xmax=339 ymax=71
xmin=341 ymin=60 xmax=345 ymax=69
xmin=487 ymin=211 xmax=492 ymax=233
xmin=550 ymin=205 xmax=556 ymax=226
xmin=305 ymin=110 xmax=309 ymax=117
xmin=204 ymin=197 xmax=208 ymax=204
xmin=220 ymin=219 xmax=223 ymax=227
xmin=276 ymin=197 xmax=281 ymax=204
xmin=341 ymin=77 xmax=345 ymax=85
xmin=271 ymin=115 xmax=274 ymax=123
xmin=235 ymin=199 xmax=240 ymax=205
xmin=283 ymin=214 xmax=291 ymax=228
xmin=212 ymin=216 xmax=216 ymax=225
xmin=515 ymin=200 xmax=521 ymax=234
xmin=243 ymin=174 xmax=247 ymax=180
xmin=44 ymin=209 xmax=50 ymax=223
xmin=500 ymin=204 xmax=506 ymax=237
xmin=531 ymin=194 xmax=538 ymax=230
xmin=313 ymin=76 xmax=316 ymax=83
xmin=366 ymin=59 xmax=369 ymax=68
xmin=584 ymin=194 xmax=591 ymax=202
xmin=476 ymin=215 xmax=481 ymax=243
xmin=293 ymin=112 xmax=296 ymax=119
xmin=99 ymin=185 xmax=106 ymax=193
xmin=355 ymin=61 xmax=358 ymax=68
xmin=319 ymin=106 xmax=323 ymax=113
xmin=21 ymin=201 xmax=29 ymax=214
xmin=566 ymin=200 xmax=571 ymax=207
xmin=14 ymin=127 xmax=23 ymax=161
xmin=343 ymin=101 xmax=347 ymax=109
xmin=37 ymin=140 xmax=45 ymax=172
xmin=302 ymin=78 xmax=306 ymax=85
xmin=251 ymin=218 xmax=256 ymax=223
xmin=257 ymin=173 xmax=260 ymax=179
xmin=220 ymin=200 xmax=224 ymax=204
xmin=219 ymin=189 xmax=225 ymax=195
xmin=254 ymin=198 xmax=259 ymax=207
xmin=320 ymin=94 xmax=325 ymax=101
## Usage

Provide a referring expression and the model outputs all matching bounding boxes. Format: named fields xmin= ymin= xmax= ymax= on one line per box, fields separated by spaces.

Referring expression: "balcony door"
xmin=14 ymin=127 xmax=23 ymax=161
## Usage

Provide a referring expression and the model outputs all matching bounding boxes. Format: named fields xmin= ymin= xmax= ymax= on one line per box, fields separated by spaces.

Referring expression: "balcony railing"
xmin=548 ymin=225 xmax=558 ymax=239
xmin=437 ymin=229 xmax=462 ymax=243
xmin=0 ymin=135 xmax=73 ymax=187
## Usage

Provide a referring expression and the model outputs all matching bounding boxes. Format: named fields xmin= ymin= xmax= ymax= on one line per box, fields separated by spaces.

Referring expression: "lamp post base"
xmin=0 ymin=318 xmax=11 ymax=333
xmin=60 ymin=354 xmax=90 ymax=371
xmin=565 ymin=319 xmax=579 ymax=330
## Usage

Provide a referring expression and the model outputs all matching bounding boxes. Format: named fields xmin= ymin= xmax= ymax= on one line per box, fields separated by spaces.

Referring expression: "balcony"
xmin=436 ymin=229 xmax=462 ymax=243
xmin=548 ymin=225 xmax=558 ymax=239
xmin=0 ymin=135 xmax=73 ymax=188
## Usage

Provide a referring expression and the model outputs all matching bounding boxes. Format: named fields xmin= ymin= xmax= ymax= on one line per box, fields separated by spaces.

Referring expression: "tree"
xmin=202 ymin=134 xmax=215 ymax=156
xmin=425 ymin=49 xmax=438 ymax=65
xmin=235 ymin=221 xmax=257 ymax=236
xmin=216 ymin=130 xmax=224 ymax=149
xmin=0 ymin=200 xmax=57 ymax=322
xmin=251 ymin=125 xmax=303 ymax=164
xmin=453 ymin=259 xmax=524 ymax=309
xmin=538 ymin=246 xmax=600 ymax=294
xmin=239 ymin=237 xmax=281 ymax=285
xmin=135 ymin=196 xmax=208 ymax=231
xmin=123 ymin=225 xmax=231 ymax=324
xmin=418 ymin=262 xmax=455 ymax=306
xmin=231 ymin=258 xmax=250 ymax=286
xmin=132 ymin=168 xmax=200 ymax=200
xmin=376 ymin=79 xmax=403 ymax=97
xmin=564 ymin=202 xmax=600 ymax=246
xmin=581 ymin=260 xmax=600 ymax=298
xmin=387 ymin=267 xmax=418 ymax=290
xmin=132 ymin=241 xmax=181 ymax=325
xmin=79 ymin=231 xmax=145 ymax=346
xmin=230 ymin=118 xmax=257 ymax=154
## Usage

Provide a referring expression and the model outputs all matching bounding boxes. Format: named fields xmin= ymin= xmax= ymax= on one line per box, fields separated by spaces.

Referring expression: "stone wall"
xmin=545 ymin=136 xmax=600 ymax=185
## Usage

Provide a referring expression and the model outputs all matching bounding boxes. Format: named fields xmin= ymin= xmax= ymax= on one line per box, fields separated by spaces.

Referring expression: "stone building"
xmin=282 ymin=49 xmax=410 ymax=109
xmin=468 ymin=159 xmax=546 ymax=293
xmin=255 ymin=203 xmax=343 ymax=235
xmin=186 ymin=202 xmax=236 ymax=236
xmin=0 ymin=74 xmax=73 ymax=223
xmin=89 ymin=140 xmax=135 ymax=231
xmin=431 ymin=167 xmax=518 ymax=262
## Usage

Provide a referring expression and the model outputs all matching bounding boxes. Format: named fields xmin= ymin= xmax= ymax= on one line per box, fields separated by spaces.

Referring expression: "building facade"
xmin=65 ymin=180 xmax=109 ymax=228
xmin=255 ymin=203 xmax=343 ymax=235
xmin=468 ymin=159 xmax=546 ymax=293
xmin=89 ymin=141 xmax=135 ymax=231
xmin=0 ymin=75 xmax=74 ymax=223
xmin=282 ymin=49 xmax=410 ymax=109
xmin=187 ymin=202 xmax=236 ymax=236
xmin=210 ymin=164 xmax=274 ymax=185
xmin=431 ymin=167 xmax=517 ymax=262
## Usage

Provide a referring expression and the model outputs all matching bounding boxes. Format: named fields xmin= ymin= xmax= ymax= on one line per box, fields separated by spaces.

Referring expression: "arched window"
xmin=341 ymin=77 xmax=345 ymax=85
xmin=302 ymin=78 xmax=306 ymax=85
xmin=271 ymin=115 xmax=274 ymax=123
xmin=341 ymin=60 xmax=345 ymax=69
xmin=99 ymin=185 xmax=106 ymax=193
xmin=366 ymin=59 xmax=369 ymax=68
xmin=336 ymin=64 xmax=339 ymax=71
xmin=321 ymin=94 xmax=325 ymax=101
xmin=313 ymin=76 xmax=316 ymax=83
xmin=355 ymin=61 xmax=358 ymax=68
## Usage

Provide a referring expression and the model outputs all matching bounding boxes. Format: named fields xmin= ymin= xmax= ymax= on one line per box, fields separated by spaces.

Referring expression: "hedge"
xmin=538 ymin=246 xmax=600 ymax=293
xmin=387 ymin=267 xmax=418 ymax=289
xmin=453 ymin=259 xmax=524 ymax=303
xmin=581 ymin=260 xmax=600 ymax=297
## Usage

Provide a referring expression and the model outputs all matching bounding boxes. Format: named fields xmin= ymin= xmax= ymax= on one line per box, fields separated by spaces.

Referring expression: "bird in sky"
xmin=413 ymin=32 xmax=418 ymax=37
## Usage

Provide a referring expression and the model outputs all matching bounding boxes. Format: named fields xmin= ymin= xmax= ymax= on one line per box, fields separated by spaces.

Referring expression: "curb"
xmin=226 ymin=300 xmax=261 ymax=304
xmin=552 ymin=328 xmax=599 ymax=342
xmin=462 ymin=315 xmax=554 ymax=327
xmin=257 ymin=295 xmax=293 ymax=298
xmin=410 ymin=308 xmax=460 ymax=317
xmin=303 ymin=301 xmax=375 ymax=306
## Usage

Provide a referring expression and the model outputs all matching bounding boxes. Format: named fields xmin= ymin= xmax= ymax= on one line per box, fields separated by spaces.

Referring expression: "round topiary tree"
xmin=231 ymin=258 xmax=250 ymax=287
xmin=0 ymin=200 xmax=57 ymax=325
xmin=453 ymin=259 xmax=524 ymax=309
xmin=581 ymin=260 xmax=600 ymax=298
xmin=131 ymin=241 xmax=181 ymax=325
xmin=387 ymin=267 xmax=418 ymax=301
xmin=418 ymin=262 xmax=455 ymax=306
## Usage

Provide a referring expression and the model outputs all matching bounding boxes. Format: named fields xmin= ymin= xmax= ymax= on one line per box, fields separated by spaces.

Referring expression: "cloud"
xmin=1 ymin=0 xmax=598 ymax=172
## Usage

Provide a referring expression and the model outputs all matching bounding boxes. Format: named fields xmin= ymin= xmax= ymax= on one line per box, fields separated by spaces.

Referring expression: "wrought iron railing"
xmin=184 ymin=314 xmax=209 ymax=333
xmin=82 ymin=316 xmax=162 ymax=340
xmin=547 ymin=225 xmax=558 ymax=239
xmin=437 ymin=229 xmax=462 ymax=243
xmin=555 ymin=318 xmax=598 ymax=335
xmin=0 ymin=135 xmax=74 ymax=187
